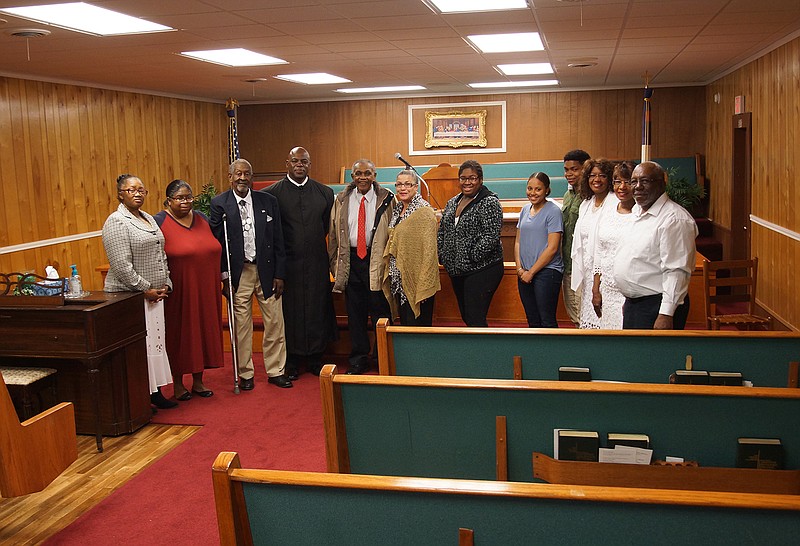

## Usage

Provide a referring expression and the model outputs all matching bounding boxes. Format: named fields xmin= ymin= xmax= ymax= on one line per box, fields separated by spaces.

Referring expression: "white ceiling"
xmin=0 ymin=0 xmax=799 ymax=104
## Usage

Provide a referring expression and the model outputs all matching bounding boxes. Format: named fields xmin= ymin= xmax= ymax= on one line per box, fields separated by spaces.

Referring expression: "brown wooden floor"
xmin=0 ymin=424 xmax=199 ymax=545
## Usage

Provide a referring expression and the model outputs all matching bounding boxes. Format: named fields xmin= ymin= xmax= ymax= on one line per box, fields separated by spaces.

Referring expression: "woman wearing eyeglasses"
xmin=383 ymin=169 xmax=441 ymax=326
xmin=153 ymin=179 xmax=223 ymax=401
xmin=590 ymin=161 xmax=636 ymax=329
xmin=102 ymin=174 xmax=175 ymax=409
xmin=437 ymin=160 xmax=504 ymax=327
xmin=570 ymin=158 xmax=618 ymax=329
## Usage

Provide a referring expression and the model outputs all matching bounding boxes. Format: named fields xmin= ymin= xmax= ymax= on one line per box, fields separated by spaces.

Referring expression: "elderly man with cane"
xmin=210 ymin=158 xmax=292 ymax=390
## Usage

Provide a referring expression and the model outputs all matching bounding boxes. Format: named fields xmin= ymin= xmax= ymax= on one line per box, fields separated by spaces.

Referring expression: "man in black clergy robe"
xmin=263 ymin=146 xmax=336 ymax=378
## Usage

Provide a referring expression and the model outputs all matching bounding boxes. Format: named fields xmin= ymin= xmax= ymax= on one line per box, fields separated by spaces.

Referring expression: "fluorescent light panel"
xmin=468 ymin=80 xmax=559 ymax=88
xmin=0 ymin=2 xmax=172 ymax=36
xmin=275 ymin=73 xmax=351 ymax=85
xmin=497 ymin=62 xmax=553 ymax=75
xmin=336 ymin=85 xmax=426 ymax=94
xmin=467 ymin=32 xmax=544 ymax=53
xmin=181 ymin=49 xmax=287 ymax=67
xmin=426 ymin=0 xmax=528 ymax=13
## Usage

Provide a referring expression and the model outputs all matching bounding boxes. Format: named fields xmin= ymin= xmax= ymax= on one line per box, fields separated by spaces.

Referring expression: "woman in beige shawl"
xmin=383 ymin=170 xmax=441 ymax=325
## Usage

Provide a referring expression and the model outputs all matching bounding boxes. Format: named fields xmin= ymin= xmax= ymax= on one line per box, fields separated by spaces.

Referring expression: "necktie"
xmin=357 ymin=195 xmax=367 ymax=259
xmin=240 ymin=200 xmax=255 ymax=259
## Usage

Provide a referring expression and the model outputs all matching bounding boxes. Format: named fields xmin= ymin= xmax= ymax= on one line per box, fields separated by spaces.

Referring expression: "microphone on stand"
xmin=394 ymin=152 xmax=440 ymax=210
xmin=394 ymin=152 xmax=415 ymax=171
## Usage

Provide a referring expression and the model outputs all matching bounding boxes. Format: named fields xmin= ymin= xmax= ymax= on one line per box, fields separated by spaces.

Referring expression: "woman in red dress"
xmin=154 ymin=179 xmax=223 ymax=400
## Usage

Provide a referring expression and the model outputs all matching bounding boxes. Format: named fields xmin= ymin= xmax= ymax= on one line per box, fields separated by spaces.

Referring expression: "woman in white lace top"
xmin=591 ymin=161 xmax=636 ymax=329
xmin=571 ymin=158 xmax=617 ymax=329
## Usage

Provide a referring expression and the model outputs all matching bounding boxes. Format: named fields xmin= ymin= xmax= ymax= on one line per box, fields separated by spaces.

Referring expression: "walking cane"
xmin=221 ymin=213 xmax=241 ymax=394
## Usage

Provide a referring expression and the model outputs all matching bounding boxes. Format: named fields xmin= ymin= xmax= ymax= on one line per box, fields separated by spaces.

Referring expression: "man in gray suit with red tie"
xmin=210 ymin=158 xmax=292 ymax=390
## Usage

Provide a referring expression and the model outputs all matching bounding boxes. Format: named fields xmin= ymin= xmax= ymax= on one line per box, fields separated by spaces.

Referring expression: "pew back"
xmin=321 ymin=366 xmax=800 ymax=482
xmin=213 ymin=451 xmax=800 ymax=546
xmin=376 ymin=322 xmax=800 ymax=388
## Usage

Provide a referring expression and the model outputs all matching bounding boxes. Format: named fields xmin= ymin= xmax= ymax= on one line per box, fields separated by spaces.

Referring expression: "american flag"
xmin=641 ymin=84 xmax=653 ymax=162
xmin=226 ymin=98 xmax=240 ymax=164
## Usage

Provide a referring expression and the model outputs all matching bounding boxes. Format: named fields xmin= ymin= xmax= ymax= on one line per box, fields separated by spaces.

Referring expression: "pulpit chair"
xmin=702 ymin=257 xmax=771 ymax=330
xmin=0 ymin=372 xmax=78 ymax=497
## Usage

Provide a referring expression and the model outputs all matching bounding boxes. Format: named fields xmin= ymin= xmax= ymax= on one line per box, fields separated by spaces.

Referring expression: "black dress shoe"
xmin=192 ymin=389 xmax=214 ymax=398
xmin=307 ymin=362 xmax=322 ymax=376
xmin=346 ymin=364 xmax=369 ymax=375
xmin=151 ymin=390 xmax=178 ymax=409
xmin=287 ymin=367 xmax=299 ymax=381
xmin=268 ymin=374 xmax=293 ymax=388
xmin=240 ymin=377 xmax=255 ymax=391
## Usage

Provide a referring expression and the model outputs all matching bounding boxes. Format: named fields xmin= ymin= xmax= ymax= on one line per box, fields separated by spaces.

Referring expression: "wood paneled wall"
xmin=0 ymin=77 xmax=228 ymax=290
xmin=705 ymin=36 xmax=800 ymax=329
xmin=238 ymin=87 xmax=705 ymax=184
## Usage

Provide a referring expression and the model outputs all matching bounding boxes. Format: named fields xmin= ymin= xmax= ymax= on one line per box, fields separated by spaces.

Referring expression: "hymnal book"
xmin=674 ymin=370 xmax=710 ymax=384
xmin=607 ymin=433 xmax=650 ymax=450
xmin=557 ymin=430 xmax=599 ymax=462
xmin=736 ymin=438 xmax=785 ymax=470
xmin=558 ymin=366 xmax=591 ymax=381
xmin=708 ymin=371 xmax=743 ymax=386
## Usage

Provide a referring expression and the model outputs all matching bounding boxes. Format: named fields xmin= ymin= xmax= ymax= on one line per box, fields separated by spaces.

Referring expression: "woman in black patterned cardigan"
xmin=437 ymin=160 xmax=504 ymax=327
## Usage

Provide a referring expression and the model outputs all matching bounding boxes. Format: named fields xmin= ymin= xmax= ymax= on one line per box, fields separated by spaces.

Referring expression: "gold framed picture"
xmin=424 ymin=110 xmax=487 ymax=149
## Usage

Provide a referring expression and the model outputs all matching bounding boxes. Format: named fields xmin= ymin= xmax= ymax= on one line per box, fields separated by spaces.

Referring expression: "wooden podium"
xmin=420 ymin=163 xmax=459 ymax=210
xmin=0 ymin=291 xmax=151 ymax=451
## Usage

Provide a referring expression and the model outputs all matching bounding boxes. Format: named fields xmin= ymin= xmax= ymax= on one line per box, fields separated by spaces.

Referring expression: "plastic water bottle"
xmin=68 ymin=264 xmax=83 ymax=297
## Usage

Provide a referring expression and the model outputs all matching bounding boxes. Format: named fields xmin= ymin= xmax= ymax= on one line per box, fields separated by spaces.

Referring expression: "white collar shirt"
xmin=348 ymin=186 xmax=376 ymax=248
xmin=613 ymin=192 xmax=698 ymax=316
xmin=288 ymin=175 xmax=308 ymax=187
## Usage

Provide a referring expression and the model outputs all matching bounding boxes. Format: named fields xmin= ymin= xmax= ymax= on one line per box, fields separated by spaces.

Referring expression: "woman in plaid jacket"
xmin=102 ymin=173 xmax=176 ymax=410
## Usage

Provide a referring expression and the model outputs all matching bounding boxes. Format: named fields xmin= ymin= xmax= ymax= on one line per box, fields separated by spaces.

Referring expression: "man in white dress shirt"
xmin=613 ymin=161 xmax=697 ymax=329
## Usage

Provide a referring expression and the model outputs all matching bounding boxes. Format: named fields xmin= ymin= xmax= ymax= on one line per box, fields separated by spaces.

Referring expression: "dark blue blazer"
xmin=209 ymin=189 xmax=286 ymax=295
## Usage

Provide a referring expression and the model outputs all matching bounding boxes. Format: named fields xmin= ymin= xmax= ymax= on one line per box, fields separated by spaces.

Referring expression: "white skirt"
xmin=144 ymin=299 xmax=172 ymax=393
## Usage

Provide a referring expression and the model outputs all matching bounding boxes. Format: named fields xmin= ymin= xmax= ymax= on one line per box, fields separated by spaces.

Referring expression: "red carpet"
xmin=45 ymin=354 xmax=327 ymax=545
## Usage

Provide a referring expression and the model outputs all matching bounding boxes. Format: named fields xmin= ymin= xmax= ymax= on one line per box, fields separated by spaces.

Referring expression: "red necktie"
xmin=357 ymin=196 xmax=367 ymax=259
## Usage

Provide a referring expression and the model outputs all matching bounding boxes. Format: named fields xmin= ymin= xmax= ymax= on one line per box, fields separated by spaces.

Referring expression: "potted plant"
xmin=192 ymin=177 xmax=217 ymax=217
xmin=666 ymin=168 xmax=705 ymax=216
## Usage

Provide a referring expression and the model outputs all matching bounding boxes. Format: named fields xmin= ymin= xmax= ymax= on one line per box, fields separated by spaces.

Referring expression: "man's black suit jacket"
xmin=209 ymin=189 xmax=286 ymax=296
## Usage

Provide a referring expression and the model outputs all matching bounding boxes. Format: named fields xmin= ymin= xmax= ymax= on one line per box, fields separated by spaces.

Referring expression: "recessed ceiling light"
xmin=275 ymin=73 xmax=351 ymax=85
xmin=468 ymin=80 xmax=558 ymax=89
xmin=335 ymin=85 xmax=426 ymax=94
xmin=497 ymin=62 xmax=553 ymax=76
xmin=466 ymin=32 xmax=544 ymax=53
xmin=0 ymin=2 xmax=172 ymax=36
xmin=181 ymin=49 xmax=287 ymax=67
xmin=425 ymin=0 xmax=528 ymax=13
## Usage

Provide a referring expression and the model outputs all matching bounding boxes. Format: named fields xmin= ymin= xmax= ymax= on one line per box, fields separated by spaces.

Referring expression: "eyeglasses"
xmin=395 ymin=182 xmax=416 ymax=188
xmin=459 ymin=175 xmax=480 ymax=182
xmin=170 ymin=195 xmax=195 ymax=203
xmin=589 ymin=173 xmax=609 ymax=180
xmin=353 ymin=170 xmax=374 ymax=177
xmin=120 ymin=188 xmax=148 ymax=195
xmin=289 ymin=158 xmax=310 ymax=165
xmin=612 ymin=179 xmax=631 ymax=187
xmin=629 ymin=177 xmax=659 ymax=187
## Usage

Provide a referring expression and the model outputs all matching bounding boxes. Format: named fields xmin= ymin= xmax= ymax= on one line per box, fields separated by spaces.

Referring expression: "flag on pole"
xmin=226 ymin=98 xmax=240 ymax=164
xmin=641 ymin=82 xmax=653 ymax=162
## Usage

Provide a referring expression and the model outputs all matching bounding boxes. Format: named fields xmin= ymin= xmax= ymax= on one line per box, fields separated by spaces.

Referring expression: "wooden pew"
xmin=213 ymin=451 xmax=800 ymax=546
xmin=320 ymin=365 xmax=800 ymax=482
xmin=375 ymin=320 xmax=800 ymax=387
xmin=1 ymin=372 xmax=77 ymax=497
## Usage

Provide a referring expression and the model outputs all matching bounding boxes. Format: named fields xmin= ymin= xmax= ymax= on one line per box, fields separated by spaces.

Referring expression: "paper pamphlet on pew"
xmin=598 ymin=445 xmax=653 ymax=465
